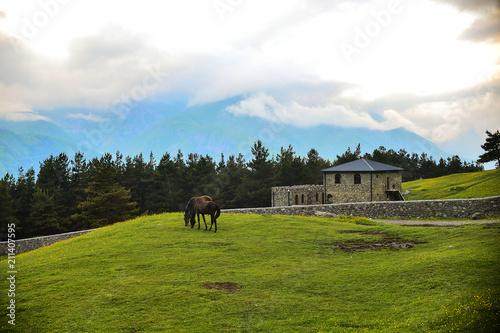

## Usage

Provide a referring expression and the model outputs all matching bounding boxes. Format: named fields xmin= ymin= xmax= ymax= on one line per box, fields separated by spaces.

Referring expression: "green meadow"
xmin=402 ymin=169 xmax=500 ymax=200
xmin=2 ymin=213 xmax=499 ymax=332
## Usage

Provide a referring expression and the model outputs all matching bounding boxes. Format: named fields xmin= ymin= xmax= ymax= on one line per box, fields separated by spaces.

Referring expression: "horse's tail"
xmin=214 ymin=203 xmax=221 ymax=220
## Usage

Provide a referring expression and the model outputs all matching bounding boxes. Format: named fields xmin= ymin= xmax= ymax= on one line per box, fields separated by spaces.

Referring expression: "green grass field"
xmin=2 ymin=213 xmax=499 ymax=332
xmin=402 ymin=169 xmax=500 ymax=200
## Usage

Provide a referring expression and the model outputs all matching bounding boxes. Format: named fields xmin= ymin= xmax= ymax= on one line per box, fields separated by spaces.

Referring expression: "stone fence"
xmin=223 ymin=196 xmax=500 ymax=219
xmin=1 ymin=229 xmax=97 ymax=255
xmin=3 ymin=197 xmax=499 ymax=255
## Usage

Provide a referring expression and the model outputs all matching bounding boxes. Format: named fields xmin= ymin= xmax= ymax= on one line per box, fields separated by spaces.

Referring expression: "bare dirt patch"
xmin=203 ymin=282 xmax=243 ymax=293
xmin=208 ymin=242 xmax=235 ymax=246
xmin=323 ymin=230 xmax=426 ymax=252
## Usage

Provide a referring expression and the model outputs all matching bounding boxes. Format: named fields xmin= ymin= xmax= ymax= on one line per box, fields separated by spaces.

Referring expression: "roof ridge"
xmin=361 ymin=158 xmax=374 ymax=171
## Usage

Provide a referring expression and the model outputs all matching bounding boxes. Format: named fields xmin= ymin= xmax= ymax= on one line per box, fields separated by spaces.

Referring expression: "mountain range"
xmin=0 ymin=97 xmax=452 ymax=176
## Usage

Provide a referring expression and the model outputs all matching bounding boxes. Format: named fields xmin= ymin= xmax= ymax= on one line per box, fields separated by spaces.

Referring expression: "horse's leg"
xmin=202 ymin=214 xmax=207 ymax=230
xmin=209 ymin=214 xmax=213 ymax=231
xmin=213 ymin=215 xmax=217 ymax=233
xmin=197 ymin=213 xmax=201 ymax=229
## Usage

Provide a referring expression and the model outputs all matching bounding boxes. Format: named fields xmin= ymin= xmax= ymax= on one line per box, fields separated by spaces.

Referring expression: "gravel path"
xmin=373 ymin=219 xmax=500 ymax=227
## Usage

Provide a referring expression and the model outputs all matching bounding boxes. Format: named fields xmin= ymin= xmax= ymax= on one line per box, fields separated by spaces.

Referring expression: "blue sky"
xmin=0 ymin=0 xmax=498 ymax=163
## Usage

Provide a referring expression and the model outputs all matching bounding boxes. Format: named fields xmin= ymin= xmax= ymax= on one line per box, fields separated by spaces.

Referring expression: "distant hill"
xmin=1 ymin=97 xmax=453 ymax=176
xmin=0 ymin=129 xmax=85 ymax=175
xmin=127 ymin=97 xmax=451 ymax=161
xmin=402 ymin=169 xmax=500 ymax=200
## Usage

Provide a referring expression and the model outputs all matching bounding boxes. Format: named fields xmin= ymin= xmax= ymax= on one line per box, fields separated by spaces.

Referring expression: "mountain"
xmin=0 ymin=98 xmax=452 ymax=176
xmin=128 ymin=98 xmax=450 ymax=161
xmin=0 ymin=129 xmax=85 ymax=175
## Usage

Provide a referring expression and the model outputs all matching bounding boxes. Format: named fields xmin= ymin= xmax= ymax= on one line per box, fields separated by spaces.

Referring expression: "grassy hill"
xmin=402 ymin=169 xmax=500 ymax=201
xmin=2 ymin=213 xmax=499 ymax=332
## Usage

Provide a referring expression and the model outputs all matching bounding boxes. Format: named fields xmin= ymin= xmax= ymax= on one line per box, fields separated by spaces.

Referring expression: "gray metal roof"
xmin=321 ymin=158 xmax=403 ymax=172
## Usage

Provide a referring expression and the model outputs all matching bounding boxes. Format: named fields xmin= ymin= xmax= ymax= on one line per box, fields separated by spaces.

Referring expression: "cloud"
xmin=3 ymin=111 xmax=49 ymax=122
xmin=435 ymin=0 xmax=500 ymax=46
xmin=0 ymin=0 xmax=498 ymax=163
xmin=460 ymin=10 xmax=500 ymax=44
xmin=66 ymin=113 xmax=107 ymax=122
xmin=226 ymin=74 xmax=500 ymax=144
xmin=0 ymin=25 xmax=172 ymax=120
xmin=434 ymin=0 xmax=499 ymax=13
xmin=226 ymin=92 xmax=392 ymax=129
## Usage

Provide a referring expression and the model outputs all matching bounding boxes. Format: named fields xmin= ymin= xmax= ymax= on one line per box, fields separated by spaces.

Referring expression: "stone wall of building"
xmin=225 ymin=196 xmax=500 ymax=220
xmin=0 ymin=229 xmax=97 ymax=255
xmin=324 ymin=171 xmax=403 ymax=203
xmin=271 ymin=185 xmax=324 ymax=207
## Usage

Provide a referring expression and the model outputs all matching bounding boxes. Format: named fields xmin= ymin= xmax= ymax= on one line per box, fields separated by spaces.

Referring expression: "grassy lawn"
xmin=403 ymin=169 xmax=500 ymax=200
xmin=2 ymin=213 xmax=499 ymax=332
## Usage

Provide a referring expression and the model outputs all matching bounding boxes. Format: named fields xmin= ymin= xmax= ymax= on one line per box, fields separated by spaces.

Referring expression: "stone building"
xmin=322 ymin=158 xmax=404 ymax=203
xmin=271 ymin=185 xmax=325 ymax=207
xmin=271 ymin=158 xmax=404 ymax=207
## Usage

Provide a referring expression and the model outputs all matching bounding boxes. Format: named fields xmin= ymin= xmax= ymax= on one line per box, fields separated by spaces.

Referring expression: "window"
xmin=354 ymin=174 xmax=361 ymax=184
xmin=316 ymin=193 xmax=319 ymax=201
xmin=295 ymin=195 xmax=299 ymax=205
xmin=301 ymin=194 xmax=304 ymax=204
xmin=335 ymin=174 xmax=341 ymax=184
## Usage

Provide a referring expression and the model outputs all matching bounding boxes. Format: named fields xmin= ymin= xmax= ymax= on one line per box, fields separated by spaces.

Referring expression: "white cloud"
xmin=3 ymin=110 xmax=49 ymax=122
xmin=226 ymin=92 xmax=390 ymax=129
xmin=0 ymin=25 xmax=172 ymax=119
xmin=226 ymin=79 xmax=500 ymax=145
xmin=0 ymin=0 xmax=498 ymax=160
xmin=66 ymin=113 xmax=107 ymax=122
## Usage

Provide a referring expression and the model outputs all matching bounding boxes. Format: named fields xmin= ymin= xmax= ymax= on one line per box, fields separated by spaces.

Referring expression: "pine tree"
xmin=335 ymin=144 xmax=361 ymax=165
xmin=36 ymin=153 xmax=72 ymax=231
xmin=186 ymin=153 xmax=217 ymax=199
xmin=13 ymin=167 xmax=36 ymax=238
xmin=72 ymin=153 xmax=138 ymax=229
xmin=237 ymin=141 xmax=276 ymax=207
xmin=28 ymin=189 xmax=60 ymax=236
xmin=276 ymin=145 xmax=306 ymax=186
xmin=147 ymin=151 xmax=177 ymax=213
xmin=70 ymin=152 xmax=88 ymax=210
xmin=0 ymin=176 xmax=17 ymax=240
xmin=216 ymin=153 xmax=246 ymax=208
xmin=478 ymin=130 xmax=500 ymax=168
xmin=305 ymin=148 xmax=330 ymax=184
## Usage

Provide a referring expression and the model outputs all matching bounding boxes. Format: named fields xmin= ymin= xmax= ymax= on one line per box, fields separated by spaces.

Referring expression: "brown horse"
xmin=188 ymin=201 xmax=221 ymax=233
xmin=184 ymin=195 xmax=212 ymax=226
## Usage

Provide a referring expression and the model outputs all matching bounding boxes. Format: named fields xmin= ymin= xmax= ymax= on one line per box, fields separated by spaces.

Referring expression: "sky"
xmin=0 ymin=0 xmax=499 ymax=163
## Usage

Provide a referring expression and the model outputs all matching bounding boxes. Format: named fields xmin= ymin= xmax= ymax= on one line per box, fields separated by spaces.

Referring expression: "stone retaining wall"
xmin=1 ymin=229 xmax=97 ymax=255
xmin=223 ymin=196 xmax=500 ymax=219
xmin=3 ymin=197 xmax=498 ymax=255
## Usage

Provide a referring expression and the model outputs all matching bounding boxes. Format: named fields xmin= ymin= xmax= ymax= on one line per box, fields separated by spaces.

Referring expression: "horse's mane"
xmin=185 ymin=198 xmax=194 ymax=213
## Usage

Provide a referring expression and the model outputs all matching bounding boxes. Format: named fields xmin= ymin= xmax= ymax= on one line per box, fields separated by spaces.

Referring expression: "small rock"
xmin=471 ymin=212 xmax=482 ymax=220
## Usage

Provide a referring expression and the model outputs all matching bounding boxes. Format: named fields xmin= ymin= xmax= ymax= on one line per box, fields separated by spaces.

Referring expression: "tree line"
xmin=0 ymin=141 xmax=483 ymax=239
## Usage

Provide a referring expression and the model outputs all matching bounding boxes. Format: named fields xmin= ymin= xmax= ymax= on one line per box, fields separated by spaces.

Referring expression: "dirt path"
xmin=373 ymin=219 xmax=500 ymax=227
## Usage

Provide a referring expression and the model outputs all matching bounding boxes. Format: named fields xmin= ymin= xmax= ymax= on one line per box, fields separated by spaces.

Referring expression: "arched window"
xmin=354 ymin=174 xmax=361 ymax=184
xmin=327 ymin=194 xmax=333 ymax=203
xmin=316 ymin=193 xmax=319 ymax=202
xmin=301 ymin=194 xmax=304 ymax=204
xmin=295 ymin=195 xmax=299 ymax=205
xmin=335 ymin=174 xmax=341 ymax=184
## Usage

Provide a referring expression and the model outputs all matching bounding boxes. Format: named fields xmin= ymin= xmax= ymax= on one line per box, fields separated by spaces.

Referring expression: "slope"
xmin=402 ymin=169 xmax=500 ymax=200
xmin=3 ymin=213 xmax=499 ymax=332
